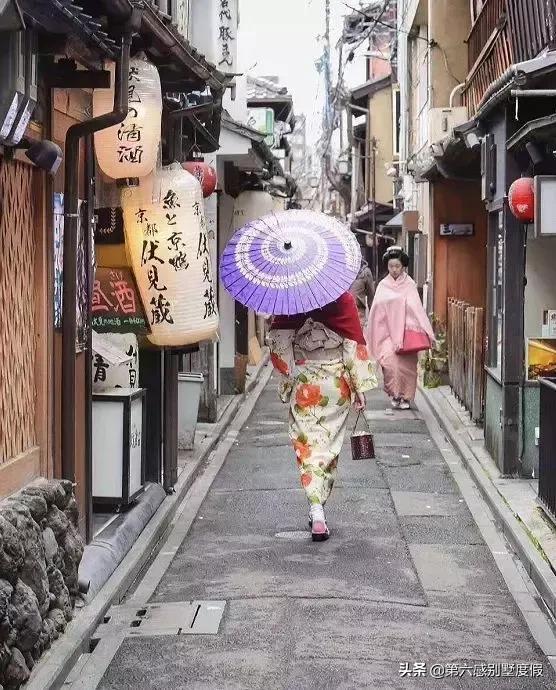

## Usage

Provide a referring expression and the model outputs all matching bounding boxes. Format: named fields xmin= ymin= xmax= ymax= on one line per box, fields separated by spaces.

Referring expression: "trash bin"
xmin=178 ymin=372 xmax=204 ymax=450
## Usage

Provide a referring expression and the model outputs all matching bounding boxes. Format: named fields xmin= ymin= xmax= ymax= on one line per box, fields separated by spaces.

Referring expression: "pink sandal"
xmin=309 ymin=505 xmax=330 ymax=541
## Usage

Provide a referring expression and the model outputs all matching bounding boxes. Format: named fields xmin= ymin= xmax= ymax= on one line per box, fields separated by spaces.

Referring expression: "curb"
xmin=417 ymin=385 xmax=556 ymax=623
xmin=28 ymin=355 xmax=270 ymax=690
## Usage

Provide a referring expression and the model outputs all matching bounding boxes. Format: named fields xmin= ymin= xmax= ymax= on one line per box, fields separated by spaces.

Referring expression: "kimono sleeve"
xmin=343 ymin=339 xmax=378 ymax=395
xmin=267 ymin=328 xmax=296 ymax=402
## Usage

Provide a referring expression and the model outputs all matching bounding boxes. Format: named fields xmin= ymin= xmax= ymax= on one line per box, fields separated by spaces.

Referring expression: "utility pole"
xmin=321 ymin=0 xmax=331 ymax=213
xmin=371 ymin=137 xmax=378 ymax=280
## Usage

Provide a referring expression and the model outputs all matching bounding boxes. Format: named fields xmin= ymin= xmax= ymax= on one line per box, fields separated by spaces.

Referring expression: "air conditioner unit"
xmin=428 ymin=107 xmax=468 ymax=145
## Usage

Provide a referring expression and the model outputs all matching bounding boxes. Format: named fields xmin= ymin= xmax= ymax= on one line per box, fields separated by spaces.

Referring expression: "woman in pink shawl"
xmin=366 ymin=247 xmax=435 ymax=409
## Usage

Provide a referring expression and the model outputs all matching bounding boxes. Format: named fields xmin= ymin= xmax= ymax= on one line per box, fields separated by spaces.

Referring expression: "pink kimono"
xmin=366 ymin=273 xmax=435 ymax=401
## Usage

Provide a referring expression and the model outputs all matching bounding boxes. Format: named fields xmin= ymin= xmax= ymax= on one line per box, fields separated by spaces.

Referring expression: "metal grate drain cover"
xmin=94 ymin=601 xmax=226 ymax=638
xmin=275 ymin=531 xmax=309 ymax=540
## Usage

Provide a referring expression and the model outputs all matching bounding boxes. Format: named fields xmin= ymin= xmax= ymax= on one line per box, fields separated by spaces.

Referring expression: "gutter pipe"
xmin=61 ymin=34 xmax=132 ymax=483
xmin=449 ymin=83 xmax=466 ymax=107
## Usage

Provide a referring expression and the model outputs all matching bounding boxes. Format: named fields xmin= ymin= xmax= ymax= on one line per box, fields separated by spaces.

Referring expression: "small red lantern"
xmin=508 ymin=177 xmax=535 ymax=223
xmin=182 ymin=161 xmax=217 ymax=198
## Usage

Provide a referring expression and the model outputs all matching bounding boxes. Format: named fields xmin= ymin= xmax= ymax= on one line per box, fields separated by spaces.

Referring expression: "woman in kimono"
xmin=367 ymin=247 xmax=435 ymax=410
xmin=268 ymin=292 xmax=377 ymax=542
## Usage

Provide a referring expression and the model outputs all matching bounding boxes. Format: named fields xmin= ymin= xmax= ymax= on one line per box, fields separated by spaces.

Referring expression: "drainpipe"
xmin=61 ymin=34 xmax=131 ymax=483
xmin=449 ymin=83 xmax=466 ymax=107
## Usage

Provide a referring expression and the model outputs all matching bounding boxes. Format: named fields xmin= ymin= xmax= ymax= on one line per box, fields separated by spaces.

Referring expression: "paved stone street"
xmin=80 ymin=373 xmax=556 ymax=689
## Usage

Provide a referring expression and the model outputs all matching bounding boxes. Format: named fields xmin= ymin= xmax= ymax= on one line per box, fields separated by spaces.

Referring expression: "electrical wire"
xmin=319 ymin=0 xmax=392 ymax=160
xmin=314 ymin=0 xmax=396 ymax=204
xmin=343 ymin=3 xmax=431 ymax=43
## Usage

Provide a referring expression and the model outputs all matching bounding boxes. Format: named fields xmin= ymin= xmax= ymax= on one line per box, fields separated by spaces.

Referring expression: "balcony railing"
xmin=464 ymin=0 xmax=552 ymax=114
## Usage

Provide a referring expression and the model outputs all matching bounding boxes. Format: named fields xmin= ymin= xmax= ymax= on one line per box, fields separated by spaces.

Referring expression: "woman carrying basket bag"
xmin=268 ymin=293 xmax=377 ymax=542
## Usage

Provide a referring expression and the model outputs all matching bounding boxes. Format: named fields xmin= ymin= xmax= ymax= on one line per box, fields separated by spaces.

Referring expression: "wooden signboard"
xmin=92 ymin=266 xmax=149 ymax=334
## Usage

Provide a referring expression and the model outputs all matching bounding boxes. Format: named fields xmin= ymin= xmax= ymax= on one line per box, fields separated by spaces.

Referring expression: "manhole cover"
xmin=275 ymin=531 xmax=309 ymax=540
xmin=94 ymin=601 xmax=226 ymax=638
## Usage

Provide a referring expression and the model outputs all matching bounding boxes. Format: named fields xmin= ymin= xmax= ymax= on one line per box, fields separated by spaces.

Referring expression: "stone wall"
xmin=0 ymin=479 xmax=83 ymax=689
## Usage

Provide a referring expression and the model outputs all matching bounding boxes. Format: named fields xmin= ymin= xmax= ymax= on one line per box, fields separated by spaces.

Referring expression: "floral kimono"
xmin=268 ymin=296 xmax=377 ymax=506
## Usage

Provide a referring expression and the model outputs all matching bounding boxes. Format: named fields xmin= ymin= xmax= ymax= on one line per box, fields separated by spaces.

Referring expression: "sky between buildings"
xmin=238 ymin=0 xmax=348 ymax=147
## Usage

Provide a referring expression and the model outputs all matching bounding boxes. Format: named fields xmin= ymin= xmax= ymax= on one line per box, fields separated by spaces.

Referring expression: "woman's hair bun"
xmin=383 ymin=245 xmax=409 ymax=267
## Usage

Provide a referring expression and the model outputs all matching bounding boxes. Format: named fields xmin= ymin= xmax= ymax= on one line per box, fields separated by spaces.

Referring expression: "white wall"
xmin=524 ymin=233 xmax=556 ymax=338
xmin=190 ymin=0 xmax=238 ymax=68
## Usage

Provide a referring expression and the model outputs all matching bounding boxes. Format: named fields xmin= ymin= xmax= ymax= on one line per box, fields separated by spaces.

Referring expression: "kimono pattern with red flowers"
xmin=268 ymin=320 xmax=377 ymax=506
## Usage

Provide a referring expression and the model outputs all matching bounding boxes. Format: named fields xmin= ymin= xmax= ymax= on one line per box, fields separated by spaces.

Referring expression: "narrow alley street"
xmin=63 ymin=370 xmax=556 ymax=689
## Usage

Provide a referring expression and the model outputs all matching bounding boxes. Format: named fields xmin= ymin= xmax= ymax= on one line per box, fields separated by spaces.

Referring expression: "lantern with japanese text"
xmin=92 ymin=332 xmax=139 ymax=393
xmin=122 ymin=163 xmax=219 ymax=347
xmin=182 ymin=161 xmax=217 ymax=198
xmin=93 ymin=55 xmax=162 ymax=181
xmin=232 ymin=190 xmax=274 ymax=230
xmin=508 ymin=177 xmax=535 ymax=223
xmin=272 ymin=196 xmax=286 ymax=213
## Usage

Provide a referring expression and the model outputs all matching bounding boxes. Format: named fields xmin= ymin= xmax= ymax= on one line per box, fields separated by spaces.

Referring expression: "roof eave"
xmin=97 ymin=0 xmax=227 ymax=91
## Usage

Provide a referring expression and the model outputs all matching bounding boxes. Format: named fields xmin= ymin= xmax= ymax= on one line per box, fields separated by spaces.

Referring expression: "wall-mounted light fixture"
xmin=5 ymin=137 xmax=62 ymax=175
xmin=25 ymin=139 xmax=62 ymax=174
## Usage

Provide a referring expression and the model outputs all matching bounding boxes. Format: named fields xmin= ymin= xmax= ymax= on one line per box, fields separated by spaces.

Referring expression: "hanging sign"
xmin=122 ymin=164 xmax=219 ymax=347
xmin=92 ymin=332 xmax=139 ymax=392
xmin=92 ymin=266 xmax=149 ymax=334
xmin=93 ymin=55 xmax=162 ymax=181
xmin=217 ymin=0 xmax=236 ymax=68
xmin=95 ymin=207 xmax=124 ymax=244
xmin=439 ymin=223 xmax=474 ymax=237
xmin=53 ymin=194 xmax=89 ymax=349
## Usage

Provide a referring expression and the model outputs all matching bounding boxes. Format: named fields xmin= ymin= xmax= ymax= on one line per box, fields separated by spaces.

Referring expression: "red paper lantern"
xmin=508 ymin=177 xmax=535 ymax=223
xmin=182 ymin=161 xmax=217 ymax=198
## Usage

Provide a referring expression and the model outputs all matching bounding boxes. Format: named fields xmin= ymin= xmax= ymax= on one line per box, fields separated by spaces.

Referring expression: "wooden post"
xmin=163 ymin=350 xmax=179 ymax=492
xmin=187 ymin=345 xmax=217 ymax=423
xmin=235 ymin=301 xmax=249 ymax=393
xmin=472 ymin=307 xmax=485 ymax=422
xmin=139 ymin=349 xmax=163 ymax=484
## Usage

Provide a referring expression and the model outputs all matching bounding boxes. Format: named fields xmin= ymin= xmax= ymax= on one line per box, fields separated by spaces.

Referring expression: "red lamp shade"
xmin=182 ymin=161 xmax=217 ymax=198
xmin=508 ymin=177 xmax=535 ymax=223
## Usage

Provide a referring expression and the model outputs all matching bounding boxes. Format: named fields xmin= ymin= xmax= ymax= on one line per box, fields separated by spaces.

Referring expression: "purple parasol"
xmin=219 ymin=209 xmax=362 ymax=315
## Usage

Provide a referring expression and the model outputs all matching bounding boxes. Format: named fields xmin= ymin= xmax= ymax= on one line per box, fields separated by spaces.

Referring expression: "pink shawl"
xmin=366 ymin=273 xmax=435 ymax=360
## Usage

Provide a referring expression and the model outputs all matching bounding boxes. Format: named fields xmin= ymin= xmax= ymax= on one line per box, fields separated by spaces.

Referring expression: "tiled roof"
xmin=20 ymin=0 xmax=118 ymax=57
xmin=247 ymin=76 xmax=291 ymax=102
xmin=143 ymin=1 xmax=228 ymax=90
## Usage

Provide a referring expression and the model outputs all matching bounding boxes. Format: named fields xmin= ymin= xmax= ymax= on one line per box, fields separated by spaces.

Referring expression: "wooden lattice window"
xmin=0 ymin=159 xmax=36 ymax=464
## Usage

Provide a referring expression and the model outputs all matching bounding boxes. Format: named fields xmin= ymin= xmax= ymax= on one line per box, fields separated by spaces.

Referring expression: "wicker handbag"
xmin=351 ymin=411 xmax=375 ymax=460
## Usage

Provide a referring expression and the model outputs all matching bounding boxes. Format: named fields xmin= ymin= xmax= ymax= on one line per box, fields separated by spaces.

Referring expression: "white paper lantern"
xmin=232 ymin=190 xmax=275 ymax=230
xmin=122 ymin=163 xmax=219 ymax=347
xmin=93 ymin=55 xmax=162 ymax=181
xmin=272 ymin=196 xmax=286 ymax=213
xmin=92 ymin=333 xmax=139 ymax=392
